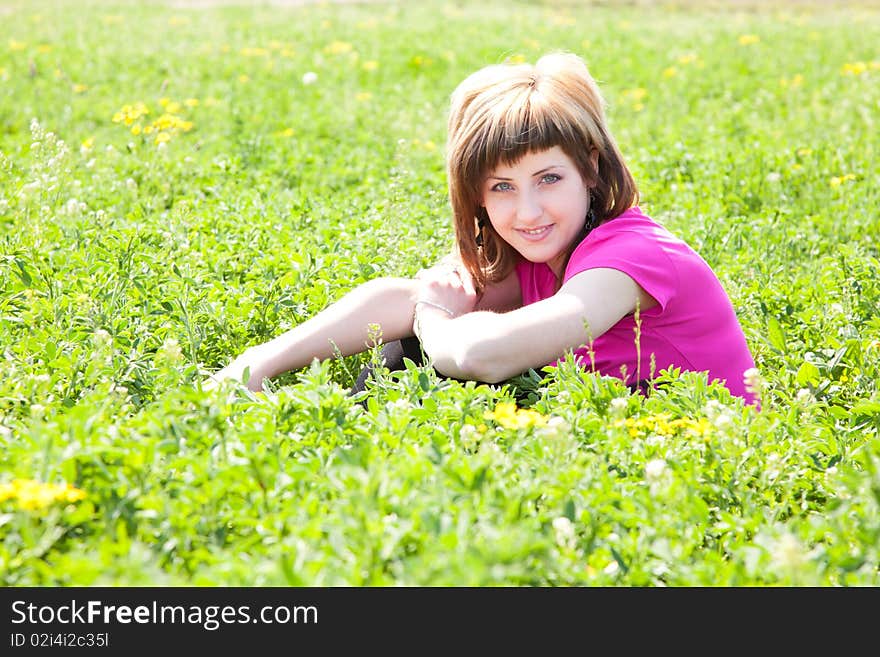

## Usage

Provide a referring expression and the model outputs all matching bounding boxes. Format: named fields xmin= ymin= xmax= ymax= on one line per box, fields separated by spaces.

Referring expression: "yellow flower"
xmin=112 ymin=102 xmax=150 ymax=126
xmin=842 ymin=62 xmax=867 ymax=76
xmin=155 ymin=132 xmax=171 ymax=145
xmin=355 ymin=91 xmax=372 ymax=102
xmin=662 ymin=66 xmax=678 ymax=78
xmin=9 ymin=39 xmax=27 ymax=51
xmin=830 ymin=173 xmax=856 ymax=187
xmin=738 ymin=34 xmax=760 ymax=45
xmin=362 ymin=60 xmax=379 ymax=71
xmin=72 ymin=83 xmax=88 ymax=93
xmin=623 ymin=87 xmax=648 ymax=101
xmin=0 ymin=478 xmax=87 ymax=511
xmin=484 ymin=402 xmax=548 ymax=430
xmin=324 ymin=40 xmax=353 ymax=55
xmin=184 ymin=98 xmax=199 ymax=107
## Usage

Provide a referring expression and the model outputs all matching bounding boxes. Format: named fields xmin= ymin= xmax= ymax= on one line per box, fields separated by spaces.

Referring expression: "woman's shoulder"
xmin=572 ymin=206 xmax=667 ymax=255
xmin=595 ymin=206 xmax=666 ymax=235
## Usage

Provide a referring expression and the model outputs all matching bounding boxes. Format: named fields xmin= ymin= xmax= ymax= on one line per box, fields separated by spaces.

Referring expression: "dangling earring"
xmin=585 ymin=191 xmax=597 ymax=230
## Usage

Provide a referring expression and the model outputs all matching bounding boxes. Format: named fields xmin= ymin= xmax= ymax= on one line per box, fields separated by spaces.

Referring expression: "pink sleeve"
xmin=564 ymin=230 xmax=678 ymax=312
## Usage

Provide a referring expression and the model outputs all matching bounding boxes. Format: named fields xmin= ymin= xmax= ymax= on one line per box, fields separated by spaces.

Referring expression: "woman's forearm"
xmin=255 ymin=276 xmax=419 ymax=378
xmin=415 ymin=308 xmax=501 ymax=382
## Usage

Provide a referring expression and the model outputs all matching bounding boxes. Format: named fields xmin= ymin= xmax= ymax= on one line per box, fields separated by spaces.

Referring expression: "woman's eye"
xmin=541 ymin=173 xmax=561 ymax=184
xmin=491 ymin=182 xmax=513 ymax=192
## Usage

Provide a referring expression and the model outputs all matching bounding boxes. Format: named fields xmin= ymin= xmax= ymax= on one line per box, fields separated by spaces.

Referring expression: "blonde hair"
xmin=446 ymin=52 xmax=638 ymax=291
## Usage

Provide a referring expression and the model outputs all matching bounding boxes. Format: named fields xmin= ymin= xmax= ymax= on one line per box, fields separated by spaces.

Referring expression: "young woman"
xmin=208 ymin=52 xmax=758 ymax=406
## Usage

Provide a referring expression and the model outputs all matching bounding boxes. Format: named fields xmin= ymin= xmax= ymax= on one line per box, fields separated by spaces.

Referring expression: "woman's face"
xmin=481 ymin=146 xmax=594 ymax=278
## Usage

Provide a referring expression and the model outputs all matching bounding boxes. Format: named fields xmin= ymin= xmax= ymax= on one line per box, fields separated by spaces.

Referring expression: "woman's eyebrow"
xmin=486 ymin=165 xmax=565 ymax=181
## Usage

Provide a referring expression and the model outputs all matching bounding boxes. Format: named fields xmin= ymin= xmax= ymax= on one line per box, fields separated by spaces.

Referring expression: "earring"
xmin=586 ymin=192 xmax=597 ymax=229
xmin=475 ymin=215 xmax=486 ymax=248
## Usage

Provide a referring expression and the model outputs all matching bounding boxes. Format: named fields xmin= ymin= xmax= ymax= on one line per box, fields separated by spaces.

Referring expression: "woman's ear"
xmin=589 ymin=147 xmax=599 ymax=181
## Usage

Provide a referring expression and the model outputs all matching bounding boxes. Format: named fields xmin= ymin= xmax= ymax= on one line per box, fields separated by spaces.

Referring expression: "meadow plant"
xmin=0 ymin=0 xmax=878 ymax=585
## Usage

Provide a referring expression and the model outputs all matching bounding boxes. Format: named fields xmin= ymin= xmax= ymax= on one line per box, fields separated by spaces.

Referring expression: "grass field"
xmin=1 ymin=0 xmax=878 ymax=585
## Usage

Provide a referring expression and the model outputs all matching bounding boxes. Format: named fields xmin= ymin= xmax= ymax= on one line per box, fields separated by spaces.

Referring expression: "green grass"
xmin=0 ymin=0 xmax=878 ymax=585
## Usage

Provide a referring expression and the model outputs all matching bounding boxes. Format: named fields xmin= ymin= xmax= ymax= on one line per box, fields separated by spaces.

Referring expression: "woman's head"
xmin=447 ymin=52 xmax=638 ymax=289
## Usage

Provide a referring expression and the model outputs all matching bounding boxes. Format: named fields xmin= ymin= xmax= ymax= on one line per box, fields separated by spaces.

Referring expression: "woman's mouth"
xmin=516 ymin=224 xmax=553 ymax=241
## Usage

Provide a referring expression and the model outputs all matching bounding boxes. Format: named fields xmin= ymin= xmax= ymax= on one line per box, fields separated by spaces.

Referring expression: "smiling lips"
xmin=517 ymin=224 xmax=554 ymax=241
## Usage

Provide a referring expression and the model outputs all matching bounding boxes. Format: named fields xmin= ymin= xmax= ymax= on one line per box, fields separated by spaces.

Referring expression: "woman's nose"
xmin=516 ymin=192 xmax=542 ymax=223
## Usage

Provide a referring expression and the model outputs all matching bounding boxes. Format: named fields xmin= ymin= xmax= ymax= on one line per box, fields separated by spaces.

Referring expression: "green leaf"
xmin=851 ymin=401 xmax=880 ymax=417
xmin=767 ymin=316 xmax=786 ymax=352
xmin=14 ymin=258 xmax=32 ymax=287
xmin=795 ymin=361 xmax=821 ymax=386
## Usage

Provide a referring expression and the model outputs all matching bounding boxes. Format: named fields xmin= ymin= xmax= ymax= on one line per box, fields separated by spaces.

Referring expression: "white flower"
xmin=459 ymin=424 xmax=478 ymax=449
xmin=93 ymin=329 xmax=111 ymax=345
xmin=609 ymin=397 xmax=628 ymax=414
xmin=645 ymin=458 xmax=666 ymax=480
xmin=713 ymin=412 xmax=732 ymax=428
xmin=20 ymin=181 xmax=41 ymax=196
xmin=796 ymin=388 xmax=813 ymax=404
xmin=158 ymin=337 xmax=183 ymax=364
xmin=766 ymin=172 xmax=781 ymax=182
xmin=302 ymin=71 xmax=318 ymax=85
xmin=125 ymin=178 xmax=137 ymax=191
xmin=63 ymin=198 xmax=86 ymax=215
xmin=771 ymin=533 xmax=805 ymax=570
xmin=552 ymin=517 xmax=576 ymax=549
xmin=743 ymin=367 xmax=763 ymax=395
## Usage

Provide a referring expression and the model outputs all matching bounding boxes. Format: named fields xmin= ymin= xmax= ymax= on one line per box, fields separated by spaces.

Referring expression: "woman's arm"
xmin=207 ymin=276 xmax=420 ymax=391
xmin=415 ymin=267 xmax=657 ymax=383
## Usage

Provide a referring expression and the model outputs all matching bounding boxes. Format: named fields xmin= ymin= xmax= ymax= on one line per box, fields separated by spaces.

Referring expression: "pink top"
xmin=515 ymin=206 xmax=757 ymax=405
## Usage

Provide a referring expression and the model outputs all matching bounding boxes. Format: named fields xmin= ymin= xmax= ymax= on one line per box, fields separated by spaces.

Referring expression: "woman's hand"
xmin=415 ymin=260 xmax=478 ymax=318
xmin=203 ymin=346 xmax=273 ymax=392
